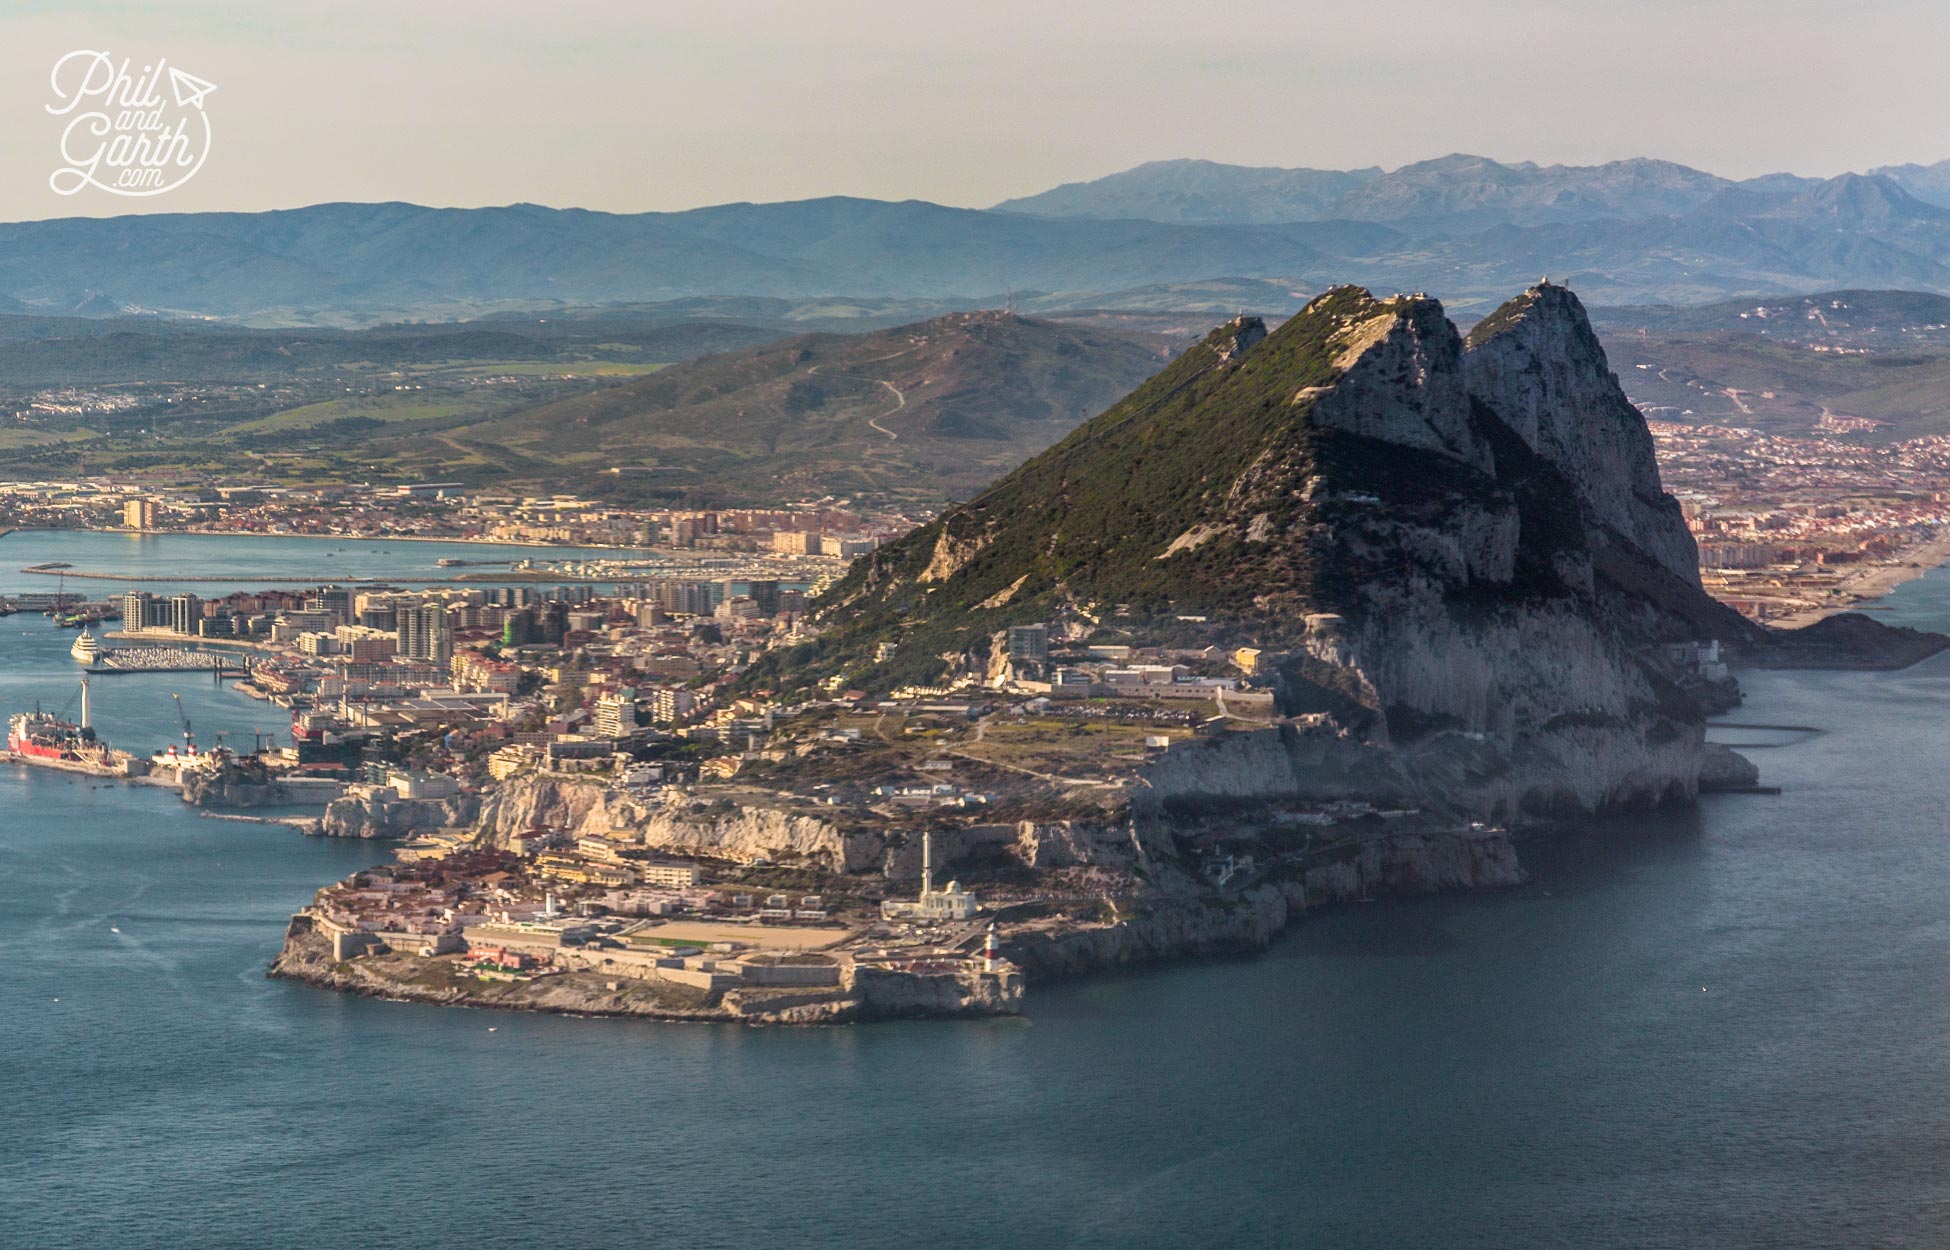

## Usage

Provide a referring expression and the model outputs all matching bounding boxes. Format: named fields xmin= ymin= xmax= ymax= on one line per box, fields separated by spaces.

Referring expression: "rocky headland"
xmin=277 ymin=282 xmax=1944 ymax=1023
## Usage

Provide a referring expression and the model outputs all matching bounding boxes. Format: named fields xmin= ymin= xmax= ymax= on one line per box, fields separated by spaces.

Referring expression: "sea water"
xmin=7 ymin=533 xmax=1950 ymax=1248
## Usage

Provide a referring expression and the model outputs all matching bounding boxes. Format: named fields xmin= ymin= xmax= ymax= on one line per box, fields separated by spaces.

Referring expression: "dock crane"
xmin=170 ymin=693 xmax=196 ymax=757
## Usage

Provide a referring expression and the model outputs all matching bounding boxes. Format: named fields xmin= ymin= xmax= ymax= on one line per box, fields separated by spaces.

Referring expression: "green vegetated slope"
xmin=1590 ymin=291 xmax=1950 ymax=437
xmin=761 ymin=288 xmax=1460 ymax=692
xmin=0 ymin=306 xmax=1171 ymax=503
xmin=450 ymin=311 xmax=1172 ymax=502
xmin=755 ymin=280 xmax=1755 ymax=700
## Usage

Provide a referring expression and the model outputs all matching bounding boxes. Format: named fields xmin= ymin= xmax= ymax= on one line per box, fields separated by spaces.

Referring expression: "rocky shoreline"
xmin=269 ymin=916 xmax=1024 ymax=1025
xmin=1006 ymin=825 xmax=1526 ymax=981
xmin=268 ymin=824 xmax=1525 ymax=1025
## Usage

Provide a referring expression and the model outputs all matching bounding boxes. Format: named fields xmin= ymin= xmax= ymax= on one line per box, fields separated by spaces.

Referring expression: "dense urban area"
xmin=0 ymin=478 xmax=1321 ymax=1019
xmin=1651 ymin=423 xmax=1950 ymax=624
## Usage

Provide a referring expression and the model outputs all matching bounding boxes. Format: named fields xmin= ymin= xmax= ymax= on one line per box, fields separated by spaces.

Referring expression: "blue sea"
xmin=8 ymin=532 xmax=1950 ymax=1248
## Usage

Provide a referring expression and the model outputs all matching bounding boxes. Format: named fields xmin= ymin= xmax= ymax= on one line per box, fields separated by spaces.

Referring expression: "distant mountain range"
xmin=0 ymin=200 xmax=1343 ymax=320
xmin=9 ymin=155 xmax=1950 ymax=318
xmin=997 ymin=155 xmax=1726 ymax=226
xmin=997 ymin=154 xmax=1950 ymax=225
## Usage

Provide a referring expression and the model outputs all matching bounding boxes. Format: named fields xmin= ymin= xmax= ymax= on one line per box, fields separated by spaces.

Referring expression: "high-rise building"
xmin=167 ymin=593 xmax=202 ymax=636
xmin=770 ymin=531 xmax=820 ymax=555
xmin=540 ymin=602 xmax=569 ymax=645
xmin=123 ymin=499 xmax=157 ymax=530
xmin=648 ymin=687 xmax=696 ymax=725
xmin=306 ymin=587 xmax=353 ymax=625
xmin=1008 ymin=623 xmax=1050 ymax=664
xmin=397 ymin=603 xmax=452 ymax=665
xmin=119 ymin=591 xmax=156 ymax=631
xmin=593 ymin=688 xmax=638 ymax=739
xmin=821 ymin=535 xmax=878 ymax=559
xmin=655 ymin=580 xmax=716 ymax=616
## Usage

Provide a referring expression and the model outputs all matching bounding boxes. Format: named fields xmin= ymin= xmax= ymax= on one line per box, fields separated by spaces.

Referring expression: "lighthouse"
xmin=983 ymin=921 xmax=999 ymax=972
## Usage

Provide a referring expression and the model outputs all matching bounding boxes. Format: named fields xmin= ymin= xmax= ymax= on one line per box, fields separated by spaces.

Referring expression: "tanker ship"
xmin=6 ymin=678 xmax=147 ymax=778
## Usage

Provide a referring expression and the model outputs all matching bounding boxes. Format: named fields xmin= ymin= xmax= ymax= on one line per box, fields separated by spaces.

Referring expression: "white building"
xmin=386 ymin=770 xmax=460 ymax=800
xmin=593 ymin=688 xmax=638 ymax=738
xmin=640 ymin=861 xmax=703 ymax=889
xmin=880 ymin=831 xmax=979 ymax=921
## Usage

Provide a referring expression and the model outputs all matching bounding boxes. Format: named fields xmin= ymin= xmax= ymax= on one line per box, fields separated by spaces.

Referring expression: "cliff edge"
xmin=761 ymin=283 xmax=1771 ymax=823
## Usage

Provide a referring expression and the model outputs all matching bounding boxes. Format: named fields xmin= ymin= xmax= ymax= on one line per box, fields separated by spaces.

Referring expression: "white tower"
xmin=79 ymin=676 xmax=91 ymax=731
xmin=921 ymin=830 xmax=934 ymax=899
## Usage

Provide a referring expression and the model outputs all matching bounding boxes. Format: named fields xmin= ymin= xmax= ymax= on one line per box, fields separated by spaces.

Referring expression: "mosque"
xmin=880 ymin=830 xmax=979 ymax=921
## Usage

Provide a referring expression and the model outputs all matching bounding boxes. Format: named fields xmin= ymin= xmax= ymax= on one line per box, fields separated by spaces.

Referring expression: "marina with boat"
xmin=69 ymin=629 xmax=250 ymax=675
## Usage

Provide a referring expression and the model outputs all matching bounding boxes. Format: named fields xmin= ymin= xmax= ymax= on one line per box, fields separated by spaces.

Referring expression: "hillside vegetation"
xmin=1590 ymin=290 xmax=1950 ymax=437
xmin=443 ymin=312 xmax=1172 ymax=503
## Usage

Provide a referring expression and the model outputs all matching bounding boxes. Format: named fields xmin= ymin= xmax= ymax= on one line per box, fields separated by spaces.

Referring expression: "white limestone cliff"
xmin=1463 ymin=283 xmax=1702 ymax=585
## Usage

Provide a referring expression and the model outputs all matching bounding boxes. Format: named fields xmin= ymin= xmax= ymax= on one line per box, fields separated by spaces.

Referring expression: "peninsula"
xmin=116 ymin=282 xmax=1939 ymax=1021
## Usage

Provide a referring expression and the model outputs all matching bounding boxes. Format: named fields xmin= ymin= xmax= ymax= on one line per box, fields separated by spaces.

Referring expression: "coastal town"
xmin=0 ymin=470 xmax=1544 ymax=1020
xmin=1651 ymin=422 xmax=1950 ymax=624
xmin=15 ymin=6 xmax=1950 ymax=1243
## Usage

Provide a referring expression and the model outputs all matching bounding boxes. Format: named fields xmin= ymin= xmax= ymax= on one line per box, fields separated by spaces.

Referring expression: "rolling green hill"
xmin=1589 ymin=292 xmax=1950 ymax=438
xmin=435 ymin=311 xmax=1174 ymax=503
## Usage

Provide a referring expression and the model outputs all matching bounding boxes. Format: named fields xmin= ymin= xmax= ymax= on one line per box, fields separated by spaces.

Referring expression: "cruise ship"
xmin=70 ymin=630 xmax=100 ymax=665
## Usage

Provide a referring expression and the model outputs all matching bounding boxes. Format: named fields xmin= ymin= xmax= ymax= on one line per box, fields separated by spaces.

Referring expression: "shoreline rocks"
xmin=269 ymin=914 xmax=1024 ymax=1025
xmin=1006 ymin=825 xmax=1526 ymax=981
xmin=269 ymin=824 xmax=1525 ymax=1025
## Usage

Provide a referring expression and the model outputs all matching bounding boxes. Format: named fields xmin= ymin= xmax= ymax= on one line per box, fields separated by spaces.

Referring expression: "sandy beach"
xmin=1768 ymin=527 xmax=1950 ymax=628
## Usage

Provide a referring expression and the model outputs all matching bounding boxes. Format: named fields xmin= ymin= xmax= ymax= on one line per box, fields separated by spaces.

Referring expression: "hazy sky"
xmin=1 ymin=0 xmax=1944 ymax=221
